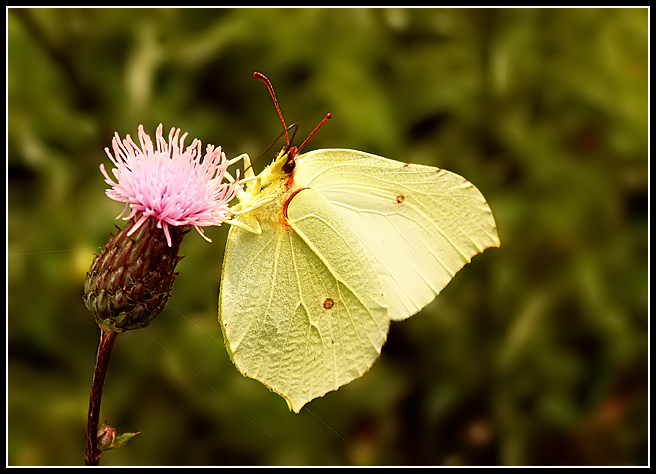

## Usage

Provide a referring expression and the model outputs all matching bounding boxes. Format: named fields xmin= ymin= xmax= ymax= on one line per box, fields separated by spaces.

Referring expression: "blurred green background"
xmin=7 ymin=7 xmax=648 ymax=466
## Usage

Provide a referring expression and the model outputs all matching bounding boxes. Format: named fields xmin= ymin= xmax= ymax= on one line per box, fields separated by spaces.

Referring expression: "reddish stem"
xmin=85 ymin=327 xmax=118 ymax=466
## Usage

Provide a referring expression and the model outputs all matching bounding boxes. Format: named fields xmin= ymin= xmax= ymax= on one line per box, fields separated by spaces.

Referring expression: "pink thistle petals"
xmin=100 ymin=124 xmax=242 ymax=246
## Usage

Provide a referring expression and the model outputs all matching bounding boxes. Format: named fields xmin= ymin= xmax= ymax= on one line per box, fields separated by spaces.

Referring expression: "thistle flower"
xmin=100 ymin=123 xmax=241 ymax=247
xmin=84 ymin=124 xmax=241 ymax=333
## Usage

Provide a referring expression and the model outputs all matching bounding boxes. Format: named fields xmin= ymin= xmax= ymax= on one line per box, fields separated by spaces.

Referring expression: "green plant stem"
xmin=85 ymin=326 xmax=118 ymax=466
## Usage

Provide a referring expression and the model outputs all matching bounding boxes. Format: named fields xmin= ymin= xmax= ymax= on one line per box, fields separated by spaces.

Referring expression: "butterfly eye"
xmin=282 ymin=147 xmax=297 ymax=174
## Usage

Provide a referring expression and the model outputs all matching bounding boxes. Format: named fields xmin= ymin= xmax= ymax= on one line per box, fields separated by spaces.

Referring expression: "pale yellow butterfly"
xmin=219 ymin=73 xmax=500 ymax=413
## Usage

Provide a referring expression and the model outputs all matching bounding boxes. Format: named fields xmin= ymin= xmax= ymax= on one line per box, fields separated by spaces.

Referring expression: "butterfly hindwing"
xmin=219 ymin=187 xmax=388 ymax=412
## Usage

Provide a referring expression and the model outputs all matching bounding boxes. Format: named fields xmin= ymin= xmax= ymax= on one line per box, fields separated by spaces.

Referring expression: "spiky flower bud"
xmin=83 ymin=213 xmax=185 ymax=332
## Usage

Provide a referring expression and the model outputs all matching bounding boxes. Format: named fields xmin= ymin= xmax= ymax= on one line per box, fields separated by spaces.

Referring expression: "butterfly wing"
xmin=219 ymin=187 xmax=388 ymax=413
xmin=292 ymin=149 xmax=500 ymax=321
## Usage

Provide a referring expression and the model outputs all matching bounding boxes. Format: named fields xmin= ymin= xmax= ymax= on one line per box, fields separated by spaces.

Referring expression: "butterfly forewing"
xmin=292 ymin=149 xmax=500 ymax=321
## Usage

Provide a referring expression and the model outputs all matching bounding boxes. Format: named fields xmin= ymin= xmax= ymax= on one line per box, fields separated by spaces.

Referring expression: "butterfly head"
xmin=226 ymin=73 xmax=331 ymax=234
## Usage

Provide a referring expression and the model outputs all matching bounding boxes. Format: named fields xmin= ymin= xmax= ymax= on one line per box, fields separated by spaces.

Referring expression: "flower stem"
xmin=85 ymin=327 xmax=118 ymax=466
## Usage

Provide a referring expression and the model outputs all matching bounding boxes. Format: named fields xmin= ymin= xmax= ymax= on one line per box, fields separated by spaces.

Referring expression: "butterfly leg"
xmin=228 ymin=153 xmax=256 ymax=179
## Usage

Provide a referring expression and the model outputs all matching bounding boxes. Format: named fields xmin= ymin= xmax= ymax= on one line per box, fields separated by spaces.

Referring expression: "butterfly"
xmin=219 ymin=72 xmax=500 ymax=413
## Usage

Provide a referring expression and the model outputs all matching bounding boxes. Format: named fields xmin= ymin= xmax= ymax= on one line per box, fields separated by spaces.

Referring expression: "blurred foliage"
xmin=7 ymin=7 xmax=648 ymax=466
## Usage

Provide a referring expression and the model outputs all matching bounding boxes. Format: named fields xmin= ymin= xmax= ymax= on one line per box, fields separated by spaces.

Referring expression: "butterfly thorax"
xmin=228 ymin=148 xmax=297 ymax=234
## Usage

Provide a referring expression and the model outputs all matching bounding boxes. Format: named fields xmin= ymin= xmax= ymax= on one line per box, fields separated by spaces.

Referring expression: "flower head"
xmin=101 ymin=124 xmax=241 ymax=247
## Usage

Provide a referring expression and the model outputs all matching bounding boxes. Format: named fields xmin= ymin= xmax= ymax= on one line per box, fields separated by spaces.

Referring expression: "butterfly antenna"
xmin=297 ymin=113 xmax=332 ymax=154
xmin=254 ymin=123 xmax=299 ymax=165
xmin=254 ymin=71 xmax=289 ymax=146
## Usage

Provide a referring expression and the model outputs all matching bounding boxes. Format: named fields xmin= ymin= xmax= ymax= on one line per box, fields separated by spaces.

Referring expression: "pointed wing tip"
xmin=283 ymin=392 xmax=310 ymax=414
